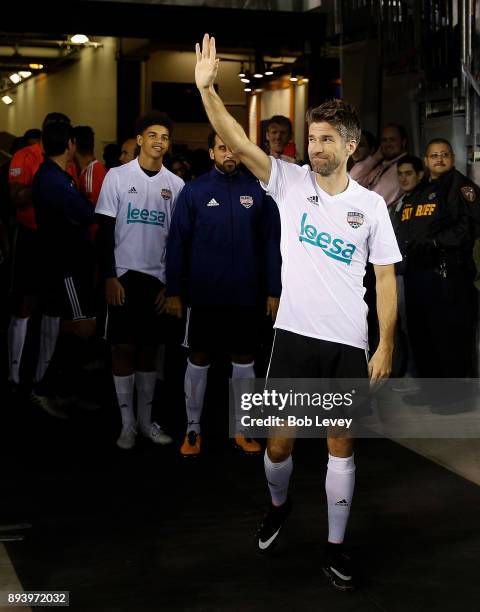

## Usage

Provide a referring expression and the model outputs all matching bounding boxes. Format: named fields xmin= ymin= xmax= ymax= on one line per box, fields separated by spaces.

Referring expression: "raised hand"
xmin=195 ymin=33 xmax=219 ymax=89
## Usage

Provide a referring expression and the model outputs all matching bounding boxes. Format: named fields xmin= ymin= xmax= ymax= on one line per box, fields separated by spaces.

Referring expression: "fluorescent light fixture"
xmin=29 ymin=63 xmax=44 ymax=69
xmin=9 ymin=73 xmax=21 ymax=84
xmin=18 ymin=71 xmax=32 ymax=78
xmin=70 ymin=34 xmax=89 ymax=44
xmin=2 ymin=95 xmax=13 ymax=105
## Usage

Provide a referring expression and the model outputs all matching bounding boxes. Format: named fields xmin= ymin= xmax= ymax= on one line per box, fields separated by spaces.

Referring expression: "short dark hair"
xmin=397 ymin=154 xmax=424 ymax=174
xmin=134 ymin=111 xmax=173 ymax=137
xmin=42 ymin=112 xmax=71 ymax=130
xmin=306 ymin=99 xmax=361 ymax=143
xmin=23 ymin=128 xmax=41 ymax=142
xmin=383 ymin=123 xmax=408 ymax=143
xmin=73 ymin=125 xmax=95 ymax=155
xmin=207 ymin=130 xmax=218 ymax=150
xmin=42 ymin=121 xmax=75 ymax=157
xmin=266 ymin=115 xmax=292 ymax=135
xmin=425 ymin=138 xmax=454 ymax=156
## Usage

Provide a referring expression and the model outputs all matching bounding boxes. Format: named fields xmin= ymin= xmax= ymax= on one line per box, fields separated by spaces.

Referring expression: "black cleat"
xmin=322 ymin=546 xmax=356 ymax=591
xmin=255 ymin=497 xmax=292 ymax=553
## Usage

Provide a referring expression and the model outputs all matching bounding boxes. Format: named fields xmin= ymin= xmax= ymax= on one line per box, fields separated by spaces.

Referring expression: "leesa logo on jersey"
xmin=126 ymin=202 xmax=165 ymax=226
xmin=299 ymin=212 xmax=356 ymax=265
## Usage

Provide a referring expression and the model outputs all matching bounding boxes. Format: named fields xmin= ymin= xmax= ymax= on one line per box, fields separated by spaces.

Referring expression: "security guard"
xmin=397 ymin=138 xmax=480 ymax=403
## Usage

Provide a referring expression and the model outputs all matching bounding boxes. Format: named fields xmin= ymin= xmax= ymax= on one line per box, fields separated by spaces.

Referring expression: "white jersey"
xmin=96 ymin=158 xmax=184 ymax=282
xmin=262 ymin=157 xmax=402 ymax=350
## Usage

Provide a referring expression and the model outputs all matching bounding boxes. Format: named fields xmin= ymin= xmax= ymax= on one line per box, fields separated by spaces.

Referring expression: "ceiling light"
xmin=244 ymin=87 xmax=252 ymax=92
xmin=70 ymin=34 xmax=89 ymax=44
xmin=265 ymin=69 xmax=274 ymax=76
xmin=290 ymin=75 xmax=298 ymax=82
xmin=29 ymin=63 xmax=44 ymax=70
xmin=238 ymin=63 xmax=246 ymax=78
xmin=253 ymin=72 xmax=263 ymax=79
xmin=18 ymin=71 xmax=32 ymax=78
xmin=240 ymin=76 xmax=251 ymax=83
xmin=9 ymin=73 xmax=21 ymax=84
xmin=2 ymin=95 xmax=13 ymax=105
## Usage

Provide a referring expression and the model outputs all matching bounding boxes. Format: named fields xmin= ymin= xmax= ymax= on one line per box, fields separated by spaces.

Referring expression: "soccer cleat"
xmin=117 ymin=426 xmax=137 ymax=450
xmin=234 ymin=434 xmax=262 ymax=455
xmin=322 ymin=546 xmax=356 ymax=591
xmin=255 ymin=497 xmax=292 ymax=553
xmin=30 ymin=390 xmax=68 ymax=419
xmin=140 ymin=422 xmax=172 ymax=445
xmin=180 ymin=431 xmax=201 ymax=457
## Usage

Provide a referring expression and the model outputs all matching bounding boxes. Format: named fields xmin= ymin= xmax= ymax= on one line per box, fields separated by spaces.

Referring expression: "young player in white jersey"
xmin=96 ymin=111 xmax=184 ymax=450
xmin=195 ymin=35 xmax=401 ymax=590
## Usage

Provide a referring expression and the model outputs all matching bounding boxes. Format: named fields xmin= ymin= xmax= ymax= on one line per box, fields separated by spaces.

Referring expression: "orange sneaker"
xmin=180 ymin=431 xmax=201 ymax=457
xmin=234 ymin=434 xmax=262 ymax=455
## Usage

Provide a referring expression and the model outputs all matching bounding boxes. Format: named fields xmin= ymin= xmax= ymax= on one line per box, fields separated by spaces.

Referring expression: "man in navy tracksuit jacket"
xmin=30 ymin=120 xmax=95 ymax=415
xmin=166 ymin=131 xmax=281 ymax=457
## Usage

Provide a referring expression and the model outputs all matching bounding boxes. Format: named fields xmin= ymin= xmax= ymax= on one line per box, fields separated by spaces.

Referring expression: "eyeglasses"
xmin=428 ymin=152 xmax=452 ymax=160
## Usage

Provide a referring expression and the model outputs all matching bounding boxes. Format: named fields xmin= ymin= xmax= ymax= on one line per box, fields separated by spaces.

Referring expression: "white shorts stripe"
xmin=64 ymin=277 xmax=83 ymax=320
xmin=264 ymin=329 xmax=277 ymax=390
xmin=182 ymin=307 xmax=191 ymax=348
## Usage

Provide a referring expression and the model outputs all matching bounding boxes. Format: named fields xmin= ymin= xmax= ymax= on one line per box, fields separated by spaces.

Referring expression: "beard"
xmin=310 ymin=154 xmax=341 ymax=176
xmin=216 ymin=160 xmax=237 ymax=175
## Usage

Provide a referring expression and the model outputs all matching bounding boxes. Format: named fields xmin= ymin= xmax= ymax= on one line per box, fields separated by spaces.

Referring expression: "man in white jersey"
xmin=96 ymin=111 xmax=184 ymax=449
xmin=195 ymin=35 xmax=401 ymax=590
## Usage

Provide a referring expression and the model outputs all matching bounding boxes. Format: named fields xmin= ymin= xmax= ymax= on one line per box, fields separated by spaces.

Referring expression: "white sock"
xmin=325 ymin=453 xmax=355 ymax=544
xmin=113 ymin=374 xmax=135 ymax=430
xmin=8 ymin=316 xmax=29 ymax=384
xmin=264 ymin=450 xmax=293 ymax=507
xmin=184 ymin=359 xmax=209 ymax=434
xmin=232 ymin=361 xmax=255 ymax=435
xmin=155 ymin=344 xmax=165 ymax=381
xmin=136 ymin=370 xmax=157 ymax=432
xmin=34 ymin=315 xmax=60 ymax=383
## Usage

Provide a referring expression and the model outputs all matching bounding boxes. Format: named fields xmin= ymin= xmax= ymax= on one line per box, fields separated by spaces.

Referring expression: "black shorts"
xmin=43 ymin=274 xmax=95 ymax=321
xmin=10 ymin=224 xmax=41 ymax=298
xmin=267 ymin=329 xmax=368 ymax=379
xmin=265 ymin=329 xmax=370 ymax=428
xmin=106 ymin=270 xmax=166 ymax=346
xmin=184 ymin=305 xmax=260 ymax=355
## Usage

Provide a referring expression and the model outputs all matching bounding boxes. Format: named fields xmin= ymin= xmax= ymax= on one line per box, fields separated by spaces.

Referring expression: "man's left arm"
xmin=370 ymin=263 xmax=397 ymax=382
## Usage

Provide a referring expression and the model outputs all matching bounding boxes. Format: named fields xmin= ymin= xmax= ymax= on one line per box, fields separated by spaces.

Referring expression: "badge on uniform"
xmin=240 ymin=195 xmax=254 ymax=208
xmin=161 ymin=188 xmax=172 ymax=200
xmin=460 ymin=186 xmax=476 ymax=203
xmin=428 ymin=192 xmax=436 ymax=200
xmin=347 ymin=212 xmax=364 ymax=229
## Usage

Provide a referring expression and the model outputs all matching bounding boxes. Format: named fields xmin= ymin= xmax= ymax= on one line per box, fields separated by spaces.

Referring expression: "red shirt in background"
xmin=78 ymin=159 xmax=107 ymax=240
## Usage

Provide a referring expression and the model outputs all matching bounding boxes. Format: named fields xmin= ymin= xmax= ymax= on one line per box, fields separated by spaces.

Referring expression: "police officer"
xmin=165 ymin=131 xmax=281 ymax=457
xmin=397 ymin=138 xmax=480 ymax=404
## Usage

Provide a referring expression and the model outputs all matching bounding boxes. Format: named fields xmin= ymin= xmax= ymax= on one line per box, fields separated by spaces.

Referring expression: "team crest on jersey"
xmin=240 ymin=195 xmax=253 ymax=208
xmin=428 ymin=192 xmax=436 ymax=200
xmin=347 ymin=212 xmax=364 ymax=229
xmin=161 ymin=188 xmax=172 ymax=200
xmin=307 ymin=195 xmax=319 ymax=205
xmin=461 ymin=186 xmax=476 ymax=203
